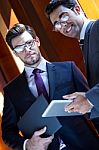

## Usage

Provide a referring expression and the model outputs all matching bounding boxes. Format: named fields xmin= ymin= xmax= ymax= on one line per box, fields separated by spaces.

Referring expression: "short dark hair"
xmin=6 ymin=23 xmax=36 ymax=50
xmin=45 ymin=0 xmax=76 ymax=19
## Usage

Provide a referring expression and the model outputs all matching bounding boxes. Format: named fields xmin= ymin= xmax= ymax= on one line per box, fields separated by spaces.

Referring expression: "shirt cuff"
xmin=23 ymin=139 xmax=29 ymax=150
xmin=87 ymin=99 xmax=94 ymax=112
xmin=82 ymin=93 xmax=94 ymax=112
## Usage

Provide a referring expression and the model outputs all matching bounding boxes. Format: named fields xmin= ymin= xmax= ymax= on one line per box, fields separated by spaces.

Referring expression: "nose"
xmin=23 ymin=47 xmax=33 ymax=55
xmin=24 ymin=46 xmax=31 ymax=52
xmin=61 ymin=22 xmax=67 ymax=27
xmin=59 ymin=22 xmax=68 ymax=32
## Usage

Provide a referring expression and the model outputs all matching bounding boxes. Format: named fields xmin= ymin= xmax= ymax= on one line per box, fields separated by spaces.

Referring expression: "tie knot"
xmin=33 ymin=68 xmax=43 ymax=75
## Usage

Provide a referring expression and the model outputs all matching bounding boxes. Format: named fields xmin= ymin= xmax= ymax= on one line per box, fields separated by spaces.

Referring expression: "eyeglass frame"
xmin=13 ymin=39 xmax=36 ymax=53
xmin=53 ymin=7 xmax=73 ymax=32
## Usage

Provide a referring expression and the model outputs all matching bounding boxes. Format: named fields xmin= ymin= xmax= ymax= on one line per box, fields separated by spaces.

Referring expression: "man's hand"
xmin=63 ymin=92 xmax=93 ymax=114
xmin=26 ymin=127 xmax=54 ymax=150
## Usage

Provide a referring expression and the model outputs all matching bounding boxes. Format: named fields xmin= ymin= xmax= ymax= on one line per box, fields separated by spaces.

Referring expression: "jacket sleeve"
xmin=71 ymin=62 xmax=99 ymax=119
xmin=85 ymin=84 xmax=99 ymax=119
xmin=85 ymin=20 xmax=99 ymax=118
xmin=2 ymin=89 xmax=25 ymax=150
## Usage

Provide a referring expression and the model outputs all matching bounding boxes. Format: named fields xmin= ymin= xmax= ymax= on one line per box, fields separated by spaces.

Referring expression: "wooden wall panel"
xmin=0 ymin=0 xmax=11 ymax=28
xmin=0 ymin=32 xmax=20 ymax=82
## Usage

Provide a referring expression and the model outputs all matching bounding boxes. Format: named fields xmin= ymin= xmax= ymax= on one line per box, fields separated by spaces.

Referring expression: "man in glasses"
xmin=45 ymin=0 xmax=99 ymax=119
xmin=2 ymin=23 xmax=99 ymax=150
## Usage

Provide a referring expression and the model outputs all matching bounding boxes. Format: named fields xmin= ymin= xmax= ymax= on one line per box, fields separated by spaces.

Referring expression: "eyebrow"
xmin=14 ymin=44 xmax=25 ymax=49
xmin=59 ymin=12 xmax=67 ymax=18
xmin=14 ymin=40 xmax=33 ymax=48
xmin=53 ymin=12 xmax=68 ymax=26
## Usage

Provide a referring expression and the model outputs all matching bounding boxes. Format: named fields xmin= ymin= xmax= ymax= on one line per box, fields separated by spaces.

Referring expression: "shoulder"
xmin=3 ymin=72 xmax=25 ymax=91
xmin=94 ymin=19 xmax=99 ymax=25
xmin=88 ymin=19 xmax=99 ymax=43
xmin=51 ymin=61 xmax=77 ymax=71
xmin=91 ymin=19 xmax=99 ymax=31
xmin=52 ymin=61 xmax=76 ymax=67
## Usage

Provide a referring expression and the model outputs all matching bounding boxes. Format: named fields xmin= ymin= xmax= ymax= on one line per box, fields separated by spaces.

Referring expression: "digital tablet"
xmin=42 ymin=100 xmax=81 ymax=117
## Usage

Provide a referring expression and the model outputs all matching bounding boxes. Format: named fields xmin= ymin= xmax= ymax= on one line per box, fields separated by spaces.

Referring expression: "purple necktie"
xmin=33 ymin=68 xmax=49 ymax=101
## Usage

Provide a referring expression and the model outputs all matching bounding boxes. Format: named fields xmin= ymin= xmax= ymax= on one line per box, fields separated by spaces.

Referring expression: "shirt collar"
xmin=25 ymin=57 xmax=49 ymax=78
xmin=80 ymin=19 xmax=91 ymax=40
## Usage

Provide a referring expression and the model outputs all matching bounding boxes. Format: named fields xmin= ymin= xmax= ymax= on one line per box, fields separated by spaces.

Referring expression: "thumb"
xmin=63 ymin=93 xmax=77 ymax=99
xmin=34 ymin=126 xmax=47 ymax=136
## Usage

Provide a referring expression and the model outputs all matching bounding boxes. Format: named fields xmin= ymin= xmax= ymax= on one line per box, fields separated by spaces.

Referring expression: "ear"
xmin=73 ymin=4 xmax=81 ymax=15
xmin=35 ymin=36 xmax=40 ymax=47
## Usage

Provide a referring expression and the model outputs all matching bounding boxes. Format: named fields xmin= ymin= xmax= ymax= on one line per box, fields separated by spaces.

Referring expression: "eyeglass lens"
xmin=14 ymin=40 xmax=35 ymax=53
xmin=54 ymin=14 xmax=69 ymax=31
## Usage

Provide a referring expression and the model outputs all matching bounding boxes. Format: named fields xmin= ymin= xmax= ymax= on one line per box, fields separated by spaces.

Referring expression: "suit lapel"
xmin=46 ymin=63 xmax=56 ymax=100
xmin=18 ymin=70 xmax=36 ymax=102
xmin=83 ymin=32 xmax=89 ymax=68
xmin=83 ymin=21 xmax=94 ymax=77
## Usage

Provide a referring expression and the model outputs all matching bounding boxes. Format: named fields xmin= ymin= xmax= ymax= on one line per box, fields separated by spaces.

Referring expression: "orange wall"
xmin=79 ymin=0 xmax=99 ymax=19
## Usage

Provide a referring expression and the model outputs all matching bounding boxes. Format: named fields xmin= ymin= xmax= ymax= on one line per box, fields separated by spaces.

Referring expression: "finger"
xmin=65 ymin=103 xmax=75 ymax=111
xmin=43 ymin=135 xmax=54 ymax=141
xmin=41 ymin=135 xmax=54 ymax=145
xmin=67 ymin=108 xmax=75 ymax=113
xmin=63 ymin=92 xmax=77 ymax=99
xmin=80 ymin=111 xmax=86 ymax=114
xmin=72 ymin=108 xmax=81 ymax=113
xmin=44 ymin=140 xmax=52 ymax=149
xmin=67 ymin=104 xmax=85 ymax=113
xmin=34 ymin=126 xmax=46 ymax=136
xmin=64 ymin=99 xmax=80 ymax=111
xmin=66 ymin=107 xmax=81 ymax=113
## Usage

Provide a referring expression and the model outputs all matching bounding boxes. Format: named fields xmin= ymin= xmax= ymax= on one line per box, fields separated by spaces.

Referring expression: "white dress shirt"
xmin=80 ymin=19 xmax=94 ymax=40
xmin=25 ymin=57 xmax=49 ymax=97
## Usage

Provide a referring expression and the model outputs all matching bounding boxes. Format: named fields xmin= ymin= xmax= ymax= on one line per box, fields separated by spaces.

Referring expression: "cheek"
xmin=50 ymin=15 xmax=57 ymax=27
xmin=18 ymin=53 xmax=25 ymax=59
xmin=60 ymin=29 xmax=64 ymax=35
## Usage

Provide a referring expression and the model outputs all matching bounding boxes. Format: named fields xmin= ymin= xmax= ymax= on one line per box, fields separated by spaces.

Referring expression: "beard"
xmin=21 ymin=52 xmax=41 ymax=66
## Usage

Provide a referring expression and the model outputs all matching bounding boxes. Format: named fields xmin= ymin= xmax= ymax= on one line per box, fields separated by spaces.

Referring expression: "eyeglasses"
xmin=53 ymin=13 xmax=69 ymax=32
xmin=53 ymin=6 xmax=74 ymax=32
xmin=14 ymin=39 xmax=36 ymax=53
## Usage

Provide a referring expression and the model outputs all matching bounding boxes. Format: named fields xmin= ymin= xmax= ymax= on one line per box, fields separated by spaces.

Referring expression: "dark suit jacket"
xmin=83 ymin=20 xmax=99 ymax=119
xmin=2 ymin=61 xmax=99 ymax=150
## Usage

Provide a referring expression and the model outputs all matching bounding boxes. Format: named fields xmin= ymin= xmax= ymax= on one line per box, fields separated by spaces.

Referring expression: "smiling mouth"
xmin=66 ymin=26 xmax=72 ymax=33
